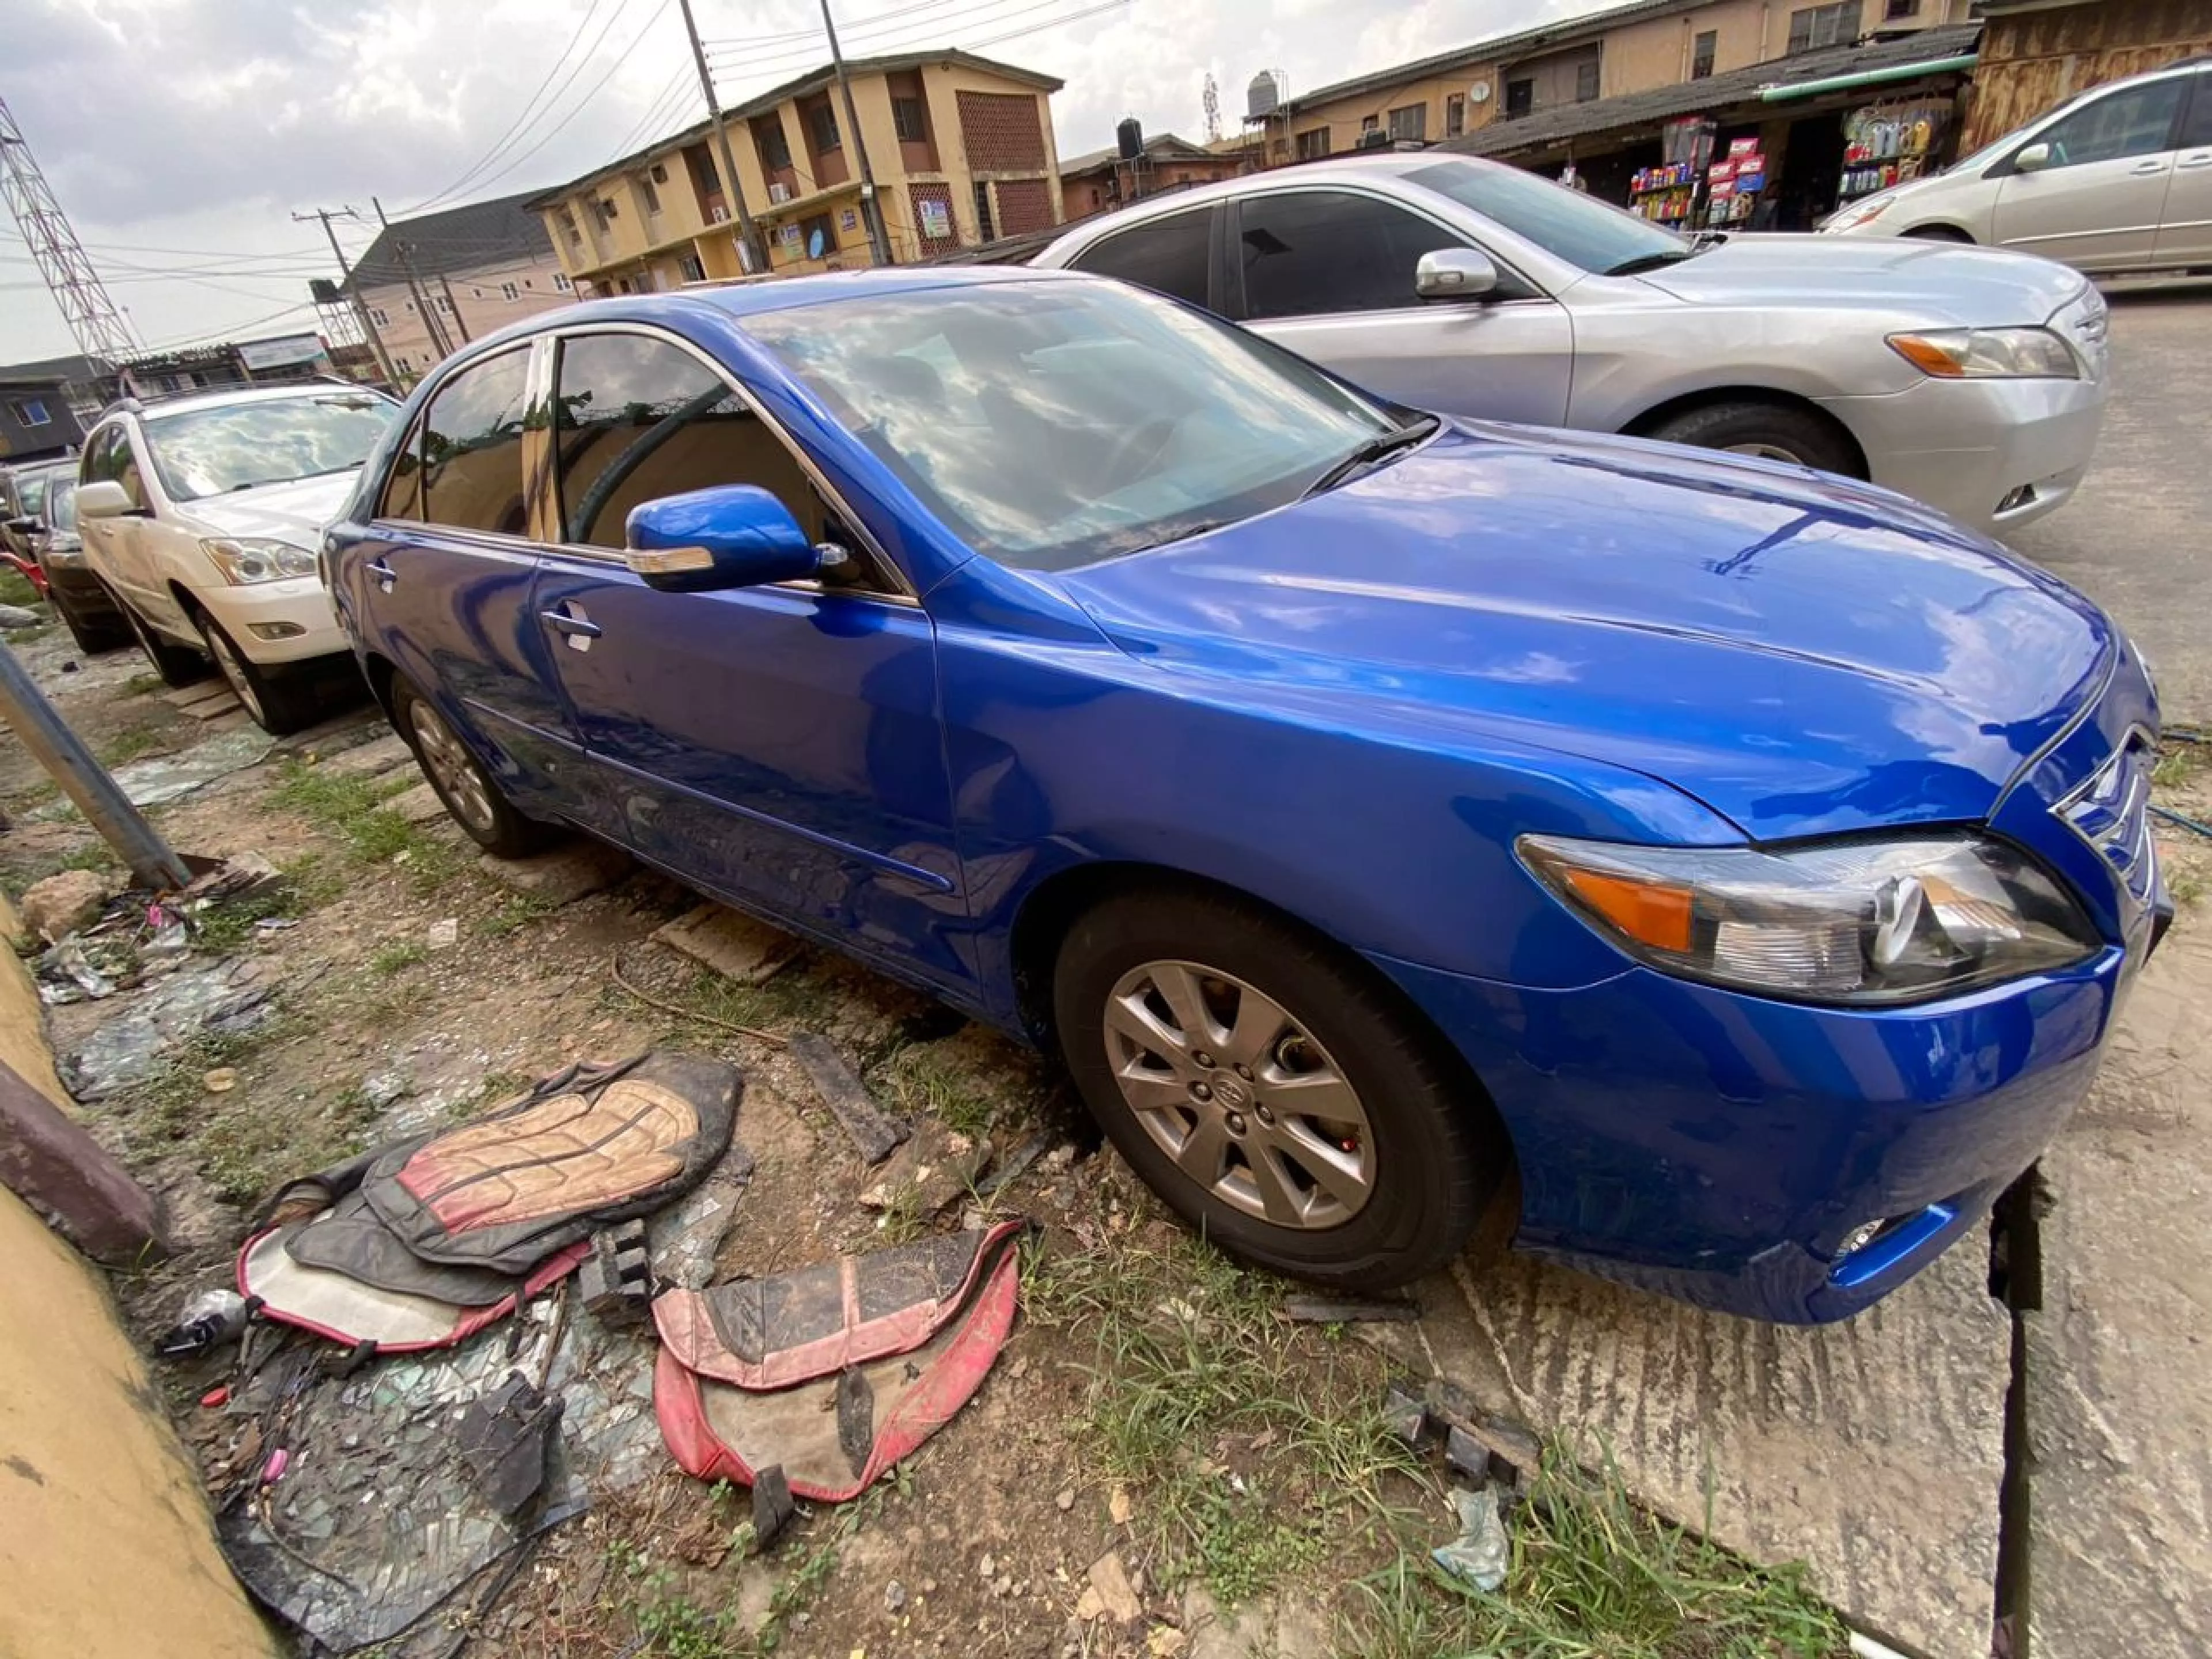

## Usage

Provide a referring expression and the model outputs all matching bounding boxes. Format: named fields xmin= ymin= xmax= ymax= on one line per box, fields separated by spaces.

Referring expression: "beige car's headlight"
xmin=1888 ymin=327 xmax=2081 ymax=380
xmin=200 ymin=537 xmax=319 ymax=584
xmin=1823 ymin=196 xmax=1892 ymax=233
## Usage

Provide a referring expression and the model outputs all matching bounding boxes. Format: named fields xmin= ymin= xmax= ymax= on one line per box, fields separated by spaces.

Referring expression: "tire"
xmin=389 ymin=675 xmax=553 ymax=857
xmin=1646 ymin=399 xmax=1862 ymax=476
xmin=1052 ymin=885 xmax=1506 ymax=1290
xmin=49 ymin=586 xmax=132 ymax=654
xmin=122 ymin=604 xmax=212 ymax=687
xmin=195 ymin=613 xmax=324 ymax=736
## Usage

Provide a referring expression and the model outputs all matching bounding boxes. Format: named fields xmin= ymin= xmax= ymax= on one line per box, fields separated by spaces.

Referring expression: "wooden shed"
xmin=1961 ymin=0 xmax=2212 ymax=148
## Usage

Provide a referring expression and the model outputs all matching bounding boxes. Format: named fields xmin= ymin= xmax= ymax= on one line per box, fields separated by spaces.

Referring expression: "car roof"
xmin=1040 ymin=151 xmax=1477 ymax=246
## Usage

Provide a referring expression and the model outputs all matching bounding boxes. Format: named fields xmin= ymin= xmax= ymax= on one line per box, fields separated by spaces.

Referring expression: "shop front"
xmin=1444 ymin=24 xmax=1980 ymax=233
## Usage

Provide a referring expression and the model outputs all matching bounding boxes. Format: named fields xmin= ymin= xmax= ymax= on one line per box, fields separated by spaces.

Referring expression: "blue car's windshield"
xmin=745 ymin=278 xmax=1398 ymax=570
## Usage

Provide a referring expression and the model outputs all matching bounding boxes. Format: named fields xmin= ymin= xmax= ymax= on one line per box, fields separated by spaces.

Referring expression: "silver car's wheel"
xmin=1103 ymin=959 xmax=1376 ymax=1228
xmin=406 ymin=696 xmax=496 ymax=837
xmin=1725 ymin=441 xmax=1808 ymax=464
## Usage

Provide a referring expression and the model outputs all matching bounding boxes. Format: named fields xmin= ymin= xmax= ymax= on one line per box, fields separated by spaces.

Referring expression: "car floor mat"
xmin=653 ymin=1220 xmax=1022 ymax=1502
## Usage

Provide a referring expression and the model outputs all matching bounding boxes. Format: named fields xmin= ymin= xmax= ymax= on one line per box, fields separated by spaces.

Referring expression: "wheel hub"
xmin=1101 ymin=959 xmax=1376 ymax=1229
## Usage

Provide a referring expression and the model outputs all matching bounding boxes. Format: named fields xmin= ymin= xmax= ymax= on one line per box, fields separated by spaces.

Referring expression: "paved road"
xmin=2009 ymin=289 xmax=2212 ymax=719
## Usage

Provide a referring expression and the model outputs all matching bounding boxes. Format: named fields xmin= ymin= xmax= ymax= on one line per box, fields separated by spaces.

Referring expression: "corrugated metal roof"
xmin=1440 ymin=24 xmax=1982 ymax=158
xmin=0 ymin=351 xmax=115 ymax=385
xmin=342 ymin=188 xmax=559 ymax=296
xmin=1059 ymin=131 xmax=1215 ymax=175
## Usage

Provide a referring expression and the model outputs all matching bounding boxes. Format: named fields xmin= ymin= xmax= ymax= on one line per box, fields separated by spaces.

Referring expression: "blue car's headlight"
xmin=1517 ymin=832 xmax=2098 ymax=1005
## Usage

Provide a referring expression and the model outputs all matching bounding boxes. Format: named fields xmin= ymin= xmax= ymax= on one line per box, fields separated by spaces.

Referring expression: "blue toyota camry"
xmin=325 ymin=267 xmax=2167 ymax=1323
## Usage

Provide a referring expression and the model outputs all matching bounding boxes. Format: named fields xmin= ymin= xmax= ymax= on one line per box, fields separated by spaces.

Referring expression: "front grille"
xmin=2057 ymin=728 xmax=2157 ymax=910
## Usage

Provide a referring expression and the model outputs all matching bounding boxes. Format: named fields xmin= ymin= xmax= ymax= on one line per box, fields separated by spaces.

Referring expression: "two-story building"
xmin=0 ymin=354 xmax=119 ymax=464
xmin=1260 ymin=0 xmax=1975 ymax=160
xmin=339 ymin=190 xmax=574 ymax=384
xmin=530 ymin=49 xmax=1065 ymax=293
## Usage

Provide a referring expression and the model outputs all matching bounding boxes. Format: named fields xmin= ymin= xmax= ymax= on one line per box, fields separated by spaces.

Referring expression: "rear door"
xmin=2152 ymin=69 xmax=2212 ymax=269
xmin=1224 ymin=187 xmax=1574 ymax=424
xmin=528 ymin=325 xmax=971 ymax=994
xmin=352 ymin=343 xmax=588 ymax=821
xmin=1991 ymin=73 xmax=2191 ymax=270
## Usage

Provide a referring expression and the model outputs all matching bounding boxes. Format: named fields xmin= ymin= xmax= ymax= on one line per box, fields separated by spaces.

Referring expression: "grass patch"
xmin=2153 ymin=743 xmax=2204 ymax=790
xmin=267 ymin=759 xmax=465 ymax=890
xmin=479 ymin=891 xmax=558 ymax=937
xmin=1024 ymin=1223 xmax=1416 ymax=1608
xmin=370 ymin=939 xmax=427 ymax=976
xmin=9 ymin=622 xmax=54 ymax=645
xmin=0 ymin=567 xmax=41 ymax=607
xmin=122 ymin=671 xmax=168 ymax=698
xmin=1338 ymin=1446 xmax=1847 ymax=1659
xmin=2169 ymin=868 xmax=2204 ymax=907
xmin=98 ymin=723 xmax=169 ymax=767
xmin=609 ymin=1502 xmax=849 ymax=1658
xmin=871 ymin=1041 xmax=1000 ymax=1137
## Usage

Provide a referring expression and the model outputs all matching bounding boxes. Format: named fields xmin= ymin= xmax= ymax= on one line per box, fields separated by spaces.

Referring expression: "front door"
xmin=2153 ymin=70 xmax=2212 ymax=270
xmin=1991 ymin=74 xmax=2191 ymax=271
xmin=1228 ymin=188 xmax=1574 ymax=426
xmin=77 ymin=423 xmax=160 ymax=618
xmin=528 ymin=327 xmax=972 ymax=996
xmin=351 ymin=343 xmax=590 ymax=823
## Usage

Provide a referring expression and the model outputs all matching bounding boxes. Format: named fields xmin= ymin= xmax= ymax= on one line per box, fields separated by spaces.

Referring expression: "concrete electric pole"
xmin=678 ymin=0 xmax=770 ymax=275
xmin=295 ymin=206 xmax=400 ymax=385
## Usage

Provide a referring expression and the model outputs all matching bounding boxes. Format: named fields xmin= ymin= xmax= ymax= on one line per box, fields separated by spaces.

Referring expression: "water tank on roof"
xmin=1247 ymin=71 xmax=1279 ymax=120
xmin=1116 ymin=118 xmax=1143 ymax=160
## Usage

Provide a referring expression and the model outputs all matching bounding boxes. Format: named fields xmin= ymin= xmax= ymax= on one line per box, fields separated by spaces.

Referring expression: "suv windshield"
xmin=1404 ymin=158 xmax=1692 ymax=274
xmin=747 ymin=279 xmax=1398 ymax=570
xmin=143 ymin=392 xmax=397 ymax=502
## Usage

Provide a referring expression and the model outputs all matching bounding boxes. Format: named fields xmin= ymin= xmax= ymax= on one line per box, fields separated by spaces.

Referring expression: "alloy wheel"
xmin=1724 ymin=441 xmax=1808 ymax=464
xmin=203 ymin=627 xmax=265 ymax=725
xmin=407 ymin=698 xmax=496 ymax=836
xmin=1102 ymin=959 xmax=1375 ymax=1228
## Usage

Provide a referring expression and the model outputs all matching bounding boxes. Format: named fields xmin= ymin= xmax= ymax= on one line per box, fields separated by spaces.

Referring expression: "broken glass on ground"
xmin=59 ymin=956 xmax=279 ymax=1099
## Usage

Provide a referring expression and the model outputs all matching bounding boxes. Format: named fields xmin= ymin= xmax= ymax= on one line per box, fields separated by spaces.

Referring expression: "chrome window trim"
xmin=368 ymin=340 xmax=539 ymax=540
xmin=539 ymin=319 xmax=918 ymax=605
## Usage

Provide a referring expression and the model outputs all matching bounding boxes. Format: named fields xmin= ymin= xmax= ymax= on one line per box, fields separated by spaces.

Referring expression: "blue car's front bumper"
xmin=1377 ymin=946 xmax=2126 ymax=1323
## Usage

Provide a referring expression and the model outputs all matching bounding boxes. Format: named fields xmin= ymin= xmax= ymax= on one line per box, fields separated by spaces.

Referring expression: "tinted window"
xmin=748 ymin=280 xmax=1399 ymax=571
xmin=551 ymin=332 xmax=878 ymax=585
xmin=2035 ymin=77 xmax=2186 ymax=168
xmin=1237 ymin=191 xmax=1464 ymax=319
xmin=420 ymin=348 xmax=532 ymax=535
xmin=2177 ymin=71 xmax=2212 ymax=149
xmin=84 ymin=425 xmax=147 ymax=509
xmin=1069 ymin=209 xmax=1213 ymax=306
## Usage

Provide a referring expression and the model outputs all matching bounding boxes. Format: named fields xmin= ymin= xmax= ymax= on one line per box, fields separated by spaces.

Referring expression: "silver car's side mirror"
xmin=2014 ymin=142 xmax=2054 ymax=173
xmin=1416 ymin=248 xmax=1499 ymax=301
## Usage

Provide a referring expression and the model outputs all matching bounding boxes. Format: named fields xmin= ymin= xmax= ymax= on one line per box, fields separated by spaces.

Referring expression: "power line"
xmin=133 ymin=298 xmax=324 ymax=354
xmin=398 ymin=0 xmax=624 ymax=215
xmin=705 ymin=0 xmax=1121 ymax=87
xmin=702 ymin=0 xmax=1088 ymax=63
xmin=604 ymin=64 xmax=698 ymax=162
xmin=703 ymin=0 xmax=971 ymax=51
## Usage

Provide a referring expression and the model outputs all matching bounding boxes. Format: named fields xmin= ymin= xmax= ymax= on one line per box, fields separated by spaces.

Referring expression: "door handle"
xmin=2179 ymin=153 xmax=2212 ymax=169
xmin=365 ymin=557 xmax=396 ymax=593
xmin=2130 ymin=159 xmax=2170 ymax=175
xmin=540 ymin=604 xmax=601 ymax=651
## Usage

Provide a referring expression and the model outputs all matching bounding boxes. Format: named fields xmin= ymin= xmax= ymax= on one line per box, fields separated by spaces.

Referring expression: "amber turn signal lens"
xmin=1886 ymin=334 xmax=1966 ymax=378
xmin=1559 ymin=868 xmax=1695 ymax=953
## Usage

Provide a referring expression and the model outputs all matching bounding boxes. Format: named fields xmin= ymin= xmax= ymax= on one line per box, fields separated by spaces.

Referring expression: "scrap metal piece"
xmin=789 ymin=1033 xmax=910 ymax=1164
xmin=457 ymin=1372 xmax=565 ymax=1517
xmin=578 ymin=1219 xmax=653 ymax=1328
xmin=974 ymin=1129 xmax=1054 ymax=1198
xmin=752 ymin=1464 xmax=797 ymax=1551
xmin=1384 ymin=1382 xmax=1438 ymax=1451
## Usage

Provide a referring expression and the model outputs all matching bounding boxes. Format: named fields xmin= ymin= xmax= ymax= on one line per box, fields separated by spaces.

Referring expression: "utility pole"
xmin=373 ymin=196 xmax=454 ymax=360
xmin=294 ymin=206 xmax=399 ymax=385
xmin=677 ymin=0 xmax=768 ymax=274
xmin=437 ymin=274 xmax=474 ymax=344
xmin=819 ymin=0 xmax=893 ymax=266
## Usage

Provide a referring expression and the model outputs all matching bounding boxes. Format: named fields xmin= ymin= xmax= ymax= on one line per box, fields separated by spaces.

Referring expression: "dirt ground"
xmin=5 ymin=599 xmax=2206 ymax=1659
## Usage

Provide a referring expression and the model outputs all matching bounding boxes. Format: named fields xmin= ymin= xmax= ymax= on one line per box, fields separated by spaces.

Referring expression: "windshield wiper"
xmin=1604 ymin=249 xmax=1696 ymax=277
xmin=1301 ymin=416 xmax=1439 ymax=499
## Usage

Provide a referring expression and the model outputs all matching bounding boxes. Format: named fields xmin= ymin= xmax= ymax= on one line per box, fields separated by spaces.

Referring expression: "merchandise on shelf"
xmin=1837 ymin=98 xmax=1952 ymax=202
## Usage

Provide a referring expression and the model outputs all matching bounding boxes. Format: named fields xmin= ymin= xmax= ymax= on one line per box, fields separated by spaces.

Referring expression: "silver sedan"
xmin=1032 ymin=154 xmax=2109 ymax=534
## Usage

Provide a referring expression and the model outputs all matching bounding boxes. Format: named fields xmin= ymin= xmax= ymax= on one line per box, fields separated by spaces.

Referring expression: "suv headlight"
xmin=1888 ymin=327 xmax=2081 ymax=380
xmin=1823 ymin=196 xmax=1891 ymax=233
xmin=200 ymin=537 xmax=319 ymax=585
xmin=1518 ymin=833 xmax=2098 ymax=1005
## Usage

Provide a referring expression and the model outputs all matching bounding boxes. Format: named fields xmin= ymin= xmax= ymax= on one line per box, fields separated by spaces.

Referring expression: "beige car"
xmin=1824 ymin=57 xmax=2212 ymax=273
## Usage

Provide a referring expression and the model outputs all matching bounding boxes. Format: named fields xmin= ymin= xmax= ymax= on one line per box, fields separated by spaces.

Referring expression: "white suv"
xmin=76 ymin=383 xmax=398 ymax=733
xmin=1824 ymin=58 xmax=2212 ymax=273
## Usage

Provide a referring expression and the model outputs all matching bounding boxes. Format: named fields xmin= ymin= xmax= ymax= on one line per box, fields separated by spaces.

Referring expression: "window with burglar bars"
xmin=1788 ymin=2 xmax=1857 ymax=54
xmin=1445 ymin=93 xmax=1465 ymax=137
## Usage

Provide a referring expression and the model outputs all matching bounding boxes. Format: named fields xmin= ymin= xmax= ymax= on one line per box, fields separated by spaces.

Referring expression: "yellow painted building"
xmin=1257 ymin=0 xmax=1976 ymax=162
xmin=532 ymin=49 xmax=1066 ymax=292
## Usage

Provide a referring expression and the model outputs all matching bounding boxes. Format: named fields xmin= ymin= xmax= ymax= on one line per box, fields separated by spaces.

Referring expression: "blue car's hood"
xmin=1057 ymin=424 xmax=2114 ymax=841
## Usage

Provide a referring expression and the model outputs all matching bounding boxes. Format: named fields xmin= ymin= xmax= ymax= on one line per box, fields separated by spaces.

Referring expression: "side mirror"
xmin=3 ymin=517 xmax=33 ymax=537
xmin=1415 ymin=248 xmax=1500 ymax=301
xmin=2014 ymin=142 xmax=2053 ymax=173
xmin=75 ymin=480 xmax=136 ymax=520
xmin=624 ymin=484 xmax=824 ymax=592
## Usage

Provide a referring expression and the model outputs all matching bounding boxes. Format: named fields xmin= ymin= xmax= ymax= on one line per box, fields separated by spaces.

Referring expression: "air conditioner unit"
xmin=769 ymin=182 xmax=793 ymax=204
xmin=709 ymin=204 xmax=730 ymax=223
